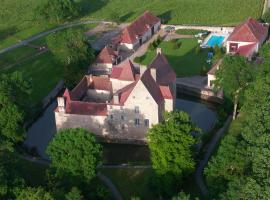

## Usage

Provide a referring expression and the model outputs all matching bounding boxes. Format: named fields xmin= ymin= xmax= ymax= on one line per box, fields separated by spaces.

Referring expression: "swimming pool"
xmin=206 ymin=35 xmax=225 ymax=47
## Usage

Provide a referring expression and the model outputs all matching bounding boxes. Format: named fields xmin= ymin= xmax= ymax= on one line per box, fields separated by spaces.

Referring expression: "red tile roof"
xmin=227 ymin=17 xmax=269 ymax=43
xmin=110 ymin=60 xmax=137 ymax=81
xmin=236 ymin=43 xmax=257 ymax=57
xmin=66 ymin=101 xmax=107 ymax=116
xmin=159 ymin=86 xmax=173 ymax=99
xmin=149 ymin=52 xmax=176 ymax=85
xmin=95 ymin=47 xmax=118 ymax=64
xmin=141 ymin=69 xmax=164 ymax=105
xmin=70 ymin=76 xmax=89 ymax=101
xmin=89 ymin=76 xmax=112 ymax=91
xmin=120 ymin=11 xmax=160 ymax=44
xmin=118 ymin=82 xmax=138 ymax=104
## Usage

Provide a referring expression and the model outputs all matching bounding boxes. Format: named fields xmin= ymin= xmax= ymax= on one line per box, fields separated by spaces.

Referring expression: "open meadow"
xmin=0 ymin=0 xmax=264 ymax=50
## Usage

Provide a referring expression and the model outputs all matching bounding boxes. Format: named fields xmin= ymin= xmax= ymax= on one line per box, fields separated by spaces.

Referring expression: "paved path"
xmin=0 ymin=20 xmax=111 ymax=55
xmin=97 ymin=172 xmax=123 ymax=200
xmin=195 ymin=116 xmax=232 ymax=197
xmin=263 ymin=0 xmax=270 ymax=16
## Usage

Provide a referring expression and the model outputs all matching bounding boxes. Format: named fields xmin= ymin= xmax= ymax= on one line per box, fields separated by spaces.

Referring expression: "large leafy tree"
xmin=47 ymin=29 xmax=95 ymax=88
xmin=37 ymin=0 xmax=78 ymax=23
xmin=0 ymin=72 xmax=31 ymax=151
xmin=148 ymin=111 xmax=198 ymax=179
xmin=65 ymin=187 xmax=84 ymax=200
xmin=15 ymin=187 xmax=54 ymax=200
xmin=214 ymin=55 xmax=253 ymax=119
xmin=46 ymin=128 xmax=102 ymax=182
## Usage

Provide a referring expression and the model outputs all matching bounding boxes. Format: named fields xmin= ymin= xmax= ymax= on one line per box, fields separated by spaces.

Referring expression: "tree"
xmin=37 ymin=0 xmax=78 ymax=23
xmin=263 ymin=8 xmax=270 ymax=23
xmin=46 ymin=128 xmax=102 ymax=182
xmin=214 ymin=55 xmax=253 ymax=119
xmin=0 ymin=72 xmax=31 ymax=151
xmin=15 ymin=187 xmax=54 ymax=200
xmin=65 ymin=187 xmax=84 ymax=200
xmin=147 ymin=111 xmax=199 ymax=179
xmin=172 ymin=192 xmax=191 ymax=200
xmin=47 ymin=29 xmax=95 ymax=88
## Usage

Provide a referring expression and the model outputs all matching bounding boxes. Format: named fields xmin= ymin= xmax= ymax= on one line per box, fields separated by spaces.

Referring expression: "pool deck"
xmin=201 ymin=32 xmax=230 ymax=48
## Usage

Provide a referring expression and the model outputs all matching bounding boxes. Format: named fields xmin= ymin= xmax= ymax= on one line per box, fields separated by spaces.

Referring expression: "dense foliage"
xmin=148 ymin=111 xmax=199 ymax=196
xmin=205 ymin=44 xmax=270 ymax=199
xmin=37 ymin=0 xmax=78 ymax=23
xmin=214 ymin=55 xmax=253 ymax=119
xmin=47 ymin=128 xmax=102 ymax=182
xmin=47 ymin=29 xmax=95 ymax=88
xmin=0 ymin=72 xmax=31 ymax=151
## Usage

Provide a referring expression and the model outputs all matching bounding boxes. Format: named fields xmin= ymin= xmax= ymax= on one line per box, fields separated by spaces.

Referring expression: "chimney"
xmin=57 ymin=97 xmax=65 ymax=113
xmin=150 ymin=68 xmax=156 ymax=82
xmin=156 ymin=48 xmax=162 ymax=55
xmin=113 ymin=93 xmax=119 ymax=104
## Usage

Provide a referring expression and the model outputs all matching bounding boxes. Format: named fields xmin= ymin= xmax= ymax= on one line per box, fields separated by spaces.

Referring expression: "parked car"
xmin=164 ymin=26 xmax=175 ymax=33
xmin=195 ymin=31 xmax=210 ymax=38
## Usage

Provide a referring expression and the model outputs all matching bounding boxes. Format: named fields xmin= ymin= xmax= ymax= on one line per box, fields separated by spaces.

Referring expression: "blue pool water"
xmin=206 ymin=35 xmax=225 ymax=47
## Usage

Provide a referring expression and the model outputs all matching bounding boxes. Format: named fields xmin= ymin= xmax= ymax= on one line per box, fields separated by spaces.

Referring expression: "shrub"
xmin=195 ymin=46 xmax=201 ymax=54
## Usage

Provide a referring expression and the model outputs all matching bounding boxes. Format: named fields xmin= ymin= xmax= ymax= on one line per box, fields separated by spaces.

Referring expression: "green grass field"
xmin=135 ymin=39 xmax=211 ymax=77
xmin=3 ymin=52 xmax=64 ymax=104
xmin=0 ymin=0 xmax=264 ymax=50
xmin=100 ymin=168 xmax=155 ymax=200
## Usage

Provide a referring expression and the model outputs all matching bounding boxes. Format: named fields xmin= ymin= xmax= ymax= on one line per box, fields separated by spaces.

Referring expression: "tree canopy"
xmin=205 ymin=46 xmax=270 ymax=199
xmin=15 ymin=187 xmax=54 ymax=200
xmin=47 ymin=29 xmax=95 ymax=88
xmin=46 ymin=128 xmax=102 ymax=182
xmin=214 ymin=55 xmax=253 ymax=119
xmin=0 ymin=72 xmax=31 ymax=151
xmin=37 ymin=0 xmax=79 ymax=23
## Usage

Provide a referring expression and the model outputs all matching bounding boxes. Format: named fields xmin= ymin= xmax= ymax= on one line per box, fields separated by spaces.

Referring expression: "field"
xmin=135 ymin=39 xmax=211 ymax=77
xmin=0 ymin=0 xmax=264 ymax=50
xmin=100 ymin=168 xmax=155 ymax=200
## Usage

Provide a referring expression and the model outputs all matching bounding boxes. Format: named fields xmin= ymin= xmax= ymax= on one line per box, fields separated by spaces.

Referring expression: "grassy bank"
xmin=0 ymin=0 xmax=264 ymax=50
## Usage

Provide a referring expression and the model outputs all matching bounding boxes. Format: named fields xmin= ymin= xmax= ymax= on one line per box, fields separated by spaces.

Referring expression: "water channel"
xmin=24 ymin=96 xmax=218 ymax=162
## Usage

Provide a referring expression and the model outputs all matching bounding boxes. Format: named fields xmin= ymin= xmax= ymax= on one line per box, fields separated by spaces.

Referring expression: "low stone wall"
xmin=177 ymin=83 xmax=223 ymax=104
xmin=161 ymin=24 xmax=234 ymax=34
xmin=42 ymin=80 xmax=65 ymax=109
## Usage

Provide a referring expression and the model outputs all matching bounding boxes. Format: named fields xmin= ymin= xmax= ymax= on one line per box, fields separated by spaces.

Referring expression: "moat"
xmin=24 ymin=96 xmax=218 ymax=160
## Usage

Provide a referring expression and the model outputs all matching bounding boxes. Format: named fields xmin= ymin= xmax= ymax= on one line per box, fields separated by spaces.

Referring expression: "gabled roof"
xmin=236 ymin=43 xmax=257 ymax=57
xmin=89 ymin=76 xmax=112 ymax=91
xmin=111 ymin=81 xmax=138 ymax=105
xmin=110 ymin=60 xmax=137 ymax=81
xmin=159 ymin=86 xmax=173 ymax=99
xmin=227 ymin=17 xmax=269 ymax=43
xmin=149 ymin=52 xmax=176 ymax=85
xmin=207 ymin=59 xmax=223 ymax=75
xmin=120 ymin=11 xmax=160 ymax=44
xmin=141 ymin=69 xmax=164 ymax=105
xmin=95 ymin=47 xmax=118 ymax=64
xmin=66 ymin=101 xmax=107 ymax=116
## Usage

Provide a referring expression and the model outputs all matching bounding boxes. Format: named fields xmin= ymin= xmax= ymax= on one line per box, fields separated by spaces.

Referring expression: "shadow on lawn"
xmin=120 ymin=11 xmax=135 ymax=22
xmin=158 ymin=10 xmax=172 ymax=24
xmin=0 ymin=26 xmax=18 ymax=41
xmin=77 ymin=0 xmax=109 ymax=17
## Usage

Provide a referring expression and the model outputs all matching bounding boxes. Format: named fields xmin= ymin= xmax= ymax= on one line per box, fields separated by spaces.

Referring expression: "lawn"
xmin=100 ymin=168 xmax=155 ymax=200
xmin=176 ymin=29 xmax=207 ymax=35
xmin=135 ymin=39 xmax=211 ymax=77
xmin=3 ymin=51 xmax=64 ymax=104
xmin=0 ymin=0 xmax=264 ymax=50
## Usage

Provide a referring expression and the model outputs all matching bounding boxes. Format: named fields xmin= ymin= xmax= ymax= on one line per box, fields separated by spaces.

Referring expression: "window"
xmin=120 ymin=106 xmax=123 ymax=110
xmin=144 ymin=119 xmax=149 ymax=127
xmin=110 ymin=105 xmax=113 ymax=109
xmin=110 ymin=115 xmax=113 ymax=120
xmin=121 ymin=115 xmax=124 ymax=120
xmin=135 ymin=118 xmax=140 ymax=126
xmin=121 ymin=124 xmax=125 ymax=130
xmin=135 ymin=106 xmax=139 ymax=113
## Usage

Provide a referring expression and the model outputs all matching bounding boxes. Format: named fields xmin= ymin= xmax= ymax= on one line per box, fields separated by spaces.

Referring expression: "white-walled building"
xmin=226 ymin=17 xmax=268 ymax=60
xmin=55 ymin=49 xmax=176 ymax=141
